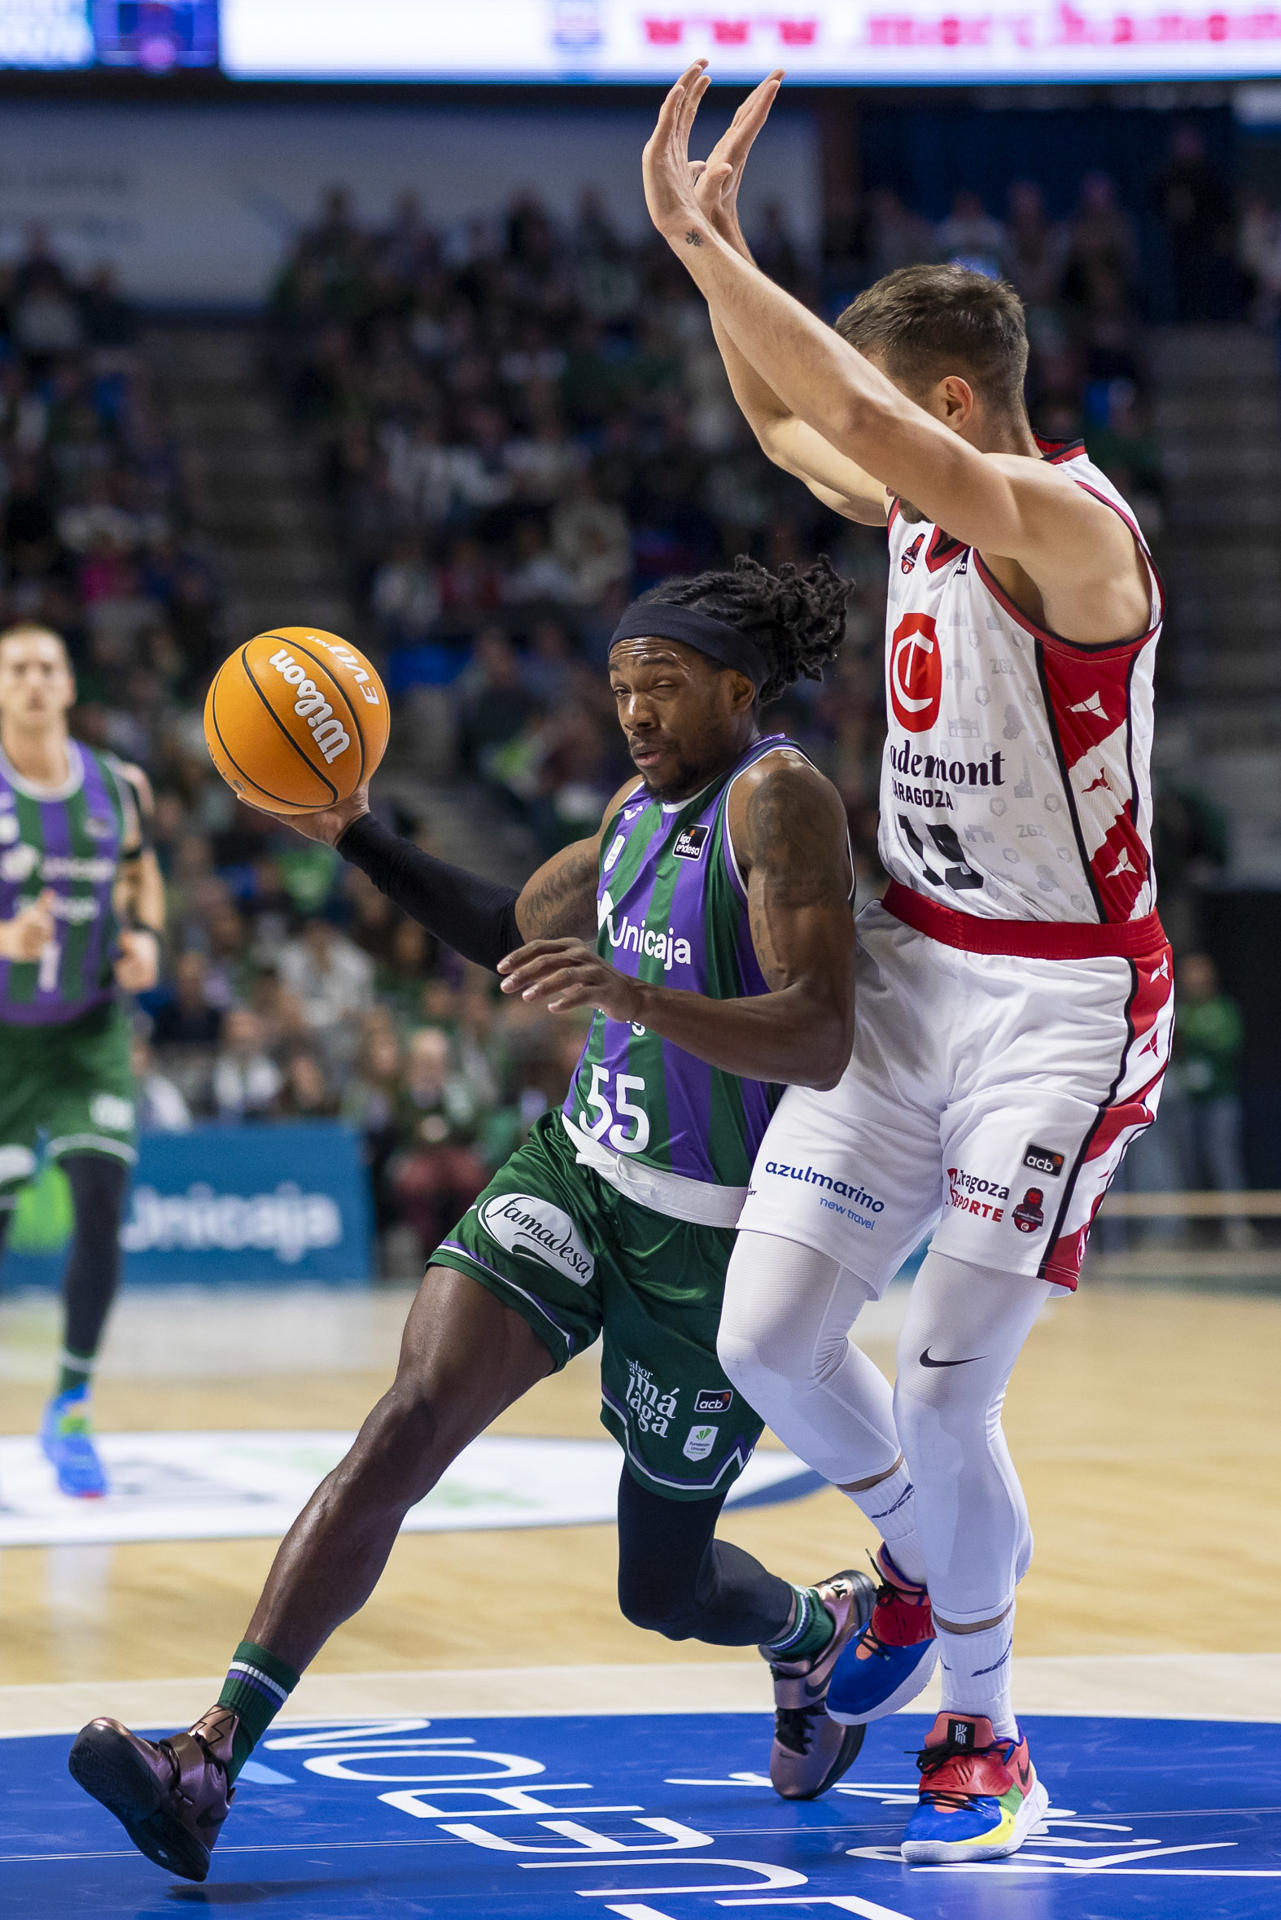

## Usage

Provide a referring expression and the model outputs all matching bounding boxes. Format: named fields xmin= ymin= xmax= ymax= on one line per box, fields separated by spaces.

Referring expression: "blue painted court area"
xmin=3 ymin=1711 xmax=1280 ymax=1918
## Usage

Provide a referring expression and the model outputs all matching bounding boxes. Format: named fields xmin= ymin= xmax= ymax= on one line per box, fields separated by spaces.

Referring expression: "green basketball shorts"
xmin=433 ymin=1111 xmax=765 ymax=1501
xmin=0 ymin=1003 xmax=137 ymax=1201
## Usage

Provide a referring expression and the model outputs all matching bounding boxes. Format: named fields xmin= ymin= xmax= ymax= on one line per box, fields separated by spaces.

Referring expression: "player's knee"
xmin=717 ymin=1295 xmax=807 ymax=1401
xmin=62 ymin=1152 xmax=129 ymax=1229
xmin=617 ymin=1572 xmax=702 ymax=1641
xmin=715 ymin=1320 xmax=766 ymax=1401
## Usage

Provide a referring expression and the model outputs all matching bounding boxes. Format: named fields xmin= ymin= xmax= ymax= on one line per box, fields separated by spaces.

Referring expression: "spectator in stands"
xmin=863 ymin=188 xmax=936 ymax=281
xmin=1174 ymin=953 xmax=1256 ymax=1249
xmin=131 ymin=1028 xmax=193 ymax=1132
xmin=277 ymin=1046 xmax=338 ymax=1120
xmin=342 ymin=1021 xmax=405 ymax=1253
xmin=1239 ymin=191 xmax=1281 ymax=327
xmin=276 ymin=915 xmax=374 ymax=1063
xmin=151 ymin=951 xmax=223 ymax=1050
xmin=1150 ymin=126 xmax=1237 ymax=323
xmin=937 ymin=190 xmax=1005 ymax=277
xmin=391 ymin=1026 xmax=491 ymax=1257
xmin=1002 ymin=182 xmax=1067 ymax=316
xmin=1063 ymin=173 xmax=1138 ymax=304
xmin=211 ymin=1009 xmax=283 ymax=1123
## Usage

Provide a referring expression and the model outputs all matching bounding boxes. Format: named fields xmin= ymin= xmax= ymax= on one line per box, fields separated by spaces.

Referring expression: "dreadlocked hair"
xmin=638 ymin=555 xmax=850 ymax=707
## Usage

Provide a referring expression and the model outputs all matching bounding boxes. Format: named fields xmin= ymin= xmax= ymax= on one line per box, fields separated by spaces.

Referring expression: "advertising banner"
xmin=223 ymin=0 xmax=1281 ymax=84
xmin=5 ymin=1122 xmax=372 ymax=1287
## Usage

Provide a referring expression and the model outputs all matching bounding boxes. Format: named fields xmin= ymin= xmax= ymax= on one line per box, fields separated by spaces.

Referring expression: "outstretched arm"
xmin=694 ymin=74 xmax=888 ymax=527
xmin=276 ymin=779 xmax=635 ymax=970
xmin=646 ymin=66 xmax=1147 ymax=634
xmin=498 ymin=753 xmax=855 ymax=1090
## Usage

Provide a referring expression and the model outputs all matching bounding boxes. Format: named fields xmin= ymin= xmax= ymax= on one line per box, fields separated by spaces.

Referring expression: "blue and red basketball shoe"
xmin=40 ymin=1386 xmax=108 ymax=1498
xmin=901 ymin=1711 xmax=1048 ymax=1863
xmin=826 ymin=1544 xmax=937 ymax=1725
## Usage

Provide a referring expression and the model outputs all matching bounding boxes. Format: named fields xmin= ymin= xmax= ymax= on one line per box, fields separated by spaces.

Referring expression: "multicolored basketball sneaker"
xmin=901 ymin=1712 xmax=1048 ymax=1864
xmin=826 ymin=1544 xmax=937 ymax=1725
xmin=763 ymin=1568 xmax=876 ymax=1800
xmin=40 ymin=1386 xmax=108 ymax=1498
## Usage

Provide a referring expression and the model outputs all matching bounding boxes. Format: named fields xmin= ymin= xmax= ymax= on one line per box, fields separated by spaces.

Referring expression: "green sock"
xmin=216 ymin=1640 xmax=301 ymax=1781
xmin=763 ymin=1585 xmax=836 ymax=1664
xmin=57 ymin=1352 xmax=94 ymax=1397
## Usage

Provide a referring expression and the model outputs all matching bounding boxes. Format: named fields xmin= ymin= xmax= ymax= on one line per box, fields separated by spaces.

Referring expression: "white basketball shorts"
xmin=738 ymin=898 xmax=1174 ymax=1291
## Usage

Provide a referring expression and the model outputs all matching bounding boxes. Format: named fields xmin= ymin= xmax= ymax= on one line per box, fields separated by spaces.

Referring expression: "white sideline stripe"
xmin=3 ymin=1651 xmax=1280 ymax=1737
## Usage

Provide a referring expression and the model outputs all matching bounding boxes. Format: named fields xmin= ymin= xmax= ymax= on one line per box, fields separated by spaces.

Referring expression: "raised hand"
xmin=642 ymin=61 xmax=714 ymax=242
xmin=692 ymin=69 xmax=784 ymax=254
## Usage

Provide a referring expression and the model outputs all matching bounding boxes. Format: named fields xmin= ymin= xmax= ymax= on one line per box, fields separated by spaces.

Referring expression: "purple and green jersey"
xmin=563 ymin=733 xmax=801 ymax=1189
xmin=0 ymin=742 xmax=135 ymax=1027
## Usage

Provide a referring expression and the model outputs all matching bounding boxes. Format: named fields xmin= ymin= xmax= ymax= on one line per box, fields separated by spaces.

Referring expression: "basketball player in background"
xmin=0 ymin=622 xmax=164 ymax=1495
xmin=644 ymin=68 xmax=1173 ymax=1863
xmin=71 ymin=559 xmax=880 ymax=1884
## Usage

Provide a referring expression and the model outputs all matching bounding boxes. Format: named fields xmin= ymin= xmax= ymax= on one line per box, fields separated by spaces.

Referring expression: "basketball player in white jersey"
xmin=643 ymin=67 xmax=1174 ymax=1863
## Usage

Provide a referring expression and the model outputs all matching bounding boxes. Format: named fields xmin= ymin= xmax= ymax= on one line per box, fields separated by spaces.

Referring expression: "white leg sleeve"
xmin=718 ymin=1230 xmax=902 ymax=1488
xmin=892 ymin=1248 xmax=1060 ymax=1626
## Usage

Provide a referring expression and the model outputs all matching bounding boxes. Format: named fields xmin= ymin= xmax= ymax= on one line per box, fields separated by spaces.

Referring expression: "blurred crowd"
xmin=4 ymin=135 xmax=1270 ymax=1264
xmin=267 ymin=162 xmax=1170 ymax=878
xmin=0 ymin=228 xmax=223 ymax=755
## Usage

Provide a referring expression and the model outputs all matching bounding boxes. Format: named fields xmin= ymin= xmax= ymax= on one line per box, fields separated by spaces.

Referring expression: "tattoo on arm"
xmin=517 ymin=840 xmax=600 ymax=941
xmin=742 ymin=766 xmax=851 ymax=989
xmin=685 ymin=230 xmax=704 ymax=247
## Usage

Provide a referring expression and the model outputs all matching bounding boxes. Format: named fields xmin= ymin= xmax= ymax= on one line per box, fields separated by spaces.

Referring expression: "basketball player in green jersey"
xmin=71 ymin=556 xmax=878 ymax=1883
xmin=0 ymin=622 xmax=165 ymax=1495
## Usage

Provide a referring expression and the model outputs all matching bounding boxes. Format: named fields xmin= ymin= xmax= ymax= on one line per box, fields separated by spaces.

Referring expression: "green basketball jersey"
xmin=0 ymin=741 xmax=134 ymax=1027
xmin=563 ymin=733 xmax=800 ymax=1189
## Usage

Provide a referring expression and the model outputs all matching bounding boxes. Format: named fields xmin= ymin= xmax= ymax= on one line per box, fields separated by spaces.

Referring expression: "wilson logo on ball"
xmin=203 ymin=625 xmax=389 ymax=816
xmin=268 ymin=648 xmax=352 ymax=765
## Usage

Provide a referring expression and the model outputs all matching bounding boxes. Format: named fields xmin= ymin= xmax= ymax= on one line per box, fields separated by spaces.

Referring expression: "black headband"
xmin=609 ymin=602 xmax=768 ymax=690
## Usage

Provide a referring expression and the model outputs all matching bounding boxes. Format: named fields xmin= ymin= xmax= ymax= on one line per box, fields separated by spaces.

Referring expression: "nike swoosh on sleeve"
xmin=919 ymin=1347 xmax=986 ymax=1368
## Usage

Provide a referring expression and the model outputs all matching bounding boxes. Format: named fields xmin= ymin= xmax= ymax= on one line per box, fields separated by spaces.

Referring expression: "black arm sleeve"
xmin=336 ymin=814 xmax=523 ymax=972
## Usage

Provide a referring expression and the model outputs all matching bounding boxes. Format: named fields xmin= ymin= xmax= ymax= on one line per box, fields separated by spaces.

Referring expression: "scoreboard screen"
xmin=0 ymin=1 xmax=217 ymax=69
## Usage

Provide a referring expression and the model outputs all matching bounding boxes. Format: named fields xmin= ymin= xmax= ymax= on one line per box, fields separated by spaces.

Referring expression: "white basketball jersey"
xmin=879 ymin=439 xmax=1163 ymax=924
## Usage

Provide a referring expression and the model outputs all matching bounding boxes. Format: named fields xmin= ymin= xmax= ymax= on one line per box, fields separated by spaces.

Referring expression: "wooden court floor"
xmin=2 ymin=1282 xmax=1280 ymax=1711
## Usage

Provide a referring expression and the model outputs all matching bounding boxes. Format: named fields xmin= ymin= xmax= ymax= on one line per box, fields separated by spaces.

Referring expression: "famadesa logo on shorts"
xmin=478 ymin=1193 xmax=594 ymax=1286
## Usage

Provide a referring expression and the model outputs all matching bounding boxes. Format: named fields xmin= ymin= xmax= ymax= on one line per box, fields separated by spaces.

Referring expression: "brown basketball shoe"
xmin=764 ymin=1569 xmax=876 ymax=1800
xmin=68 ymin=1705 xmax=238 ymax=1882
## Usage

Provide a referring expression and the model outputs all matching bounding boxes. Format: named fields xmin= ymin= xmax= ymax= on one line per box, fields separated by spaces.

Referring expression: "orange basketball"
xmin=204 ymin=628 xmax=389 ymax=815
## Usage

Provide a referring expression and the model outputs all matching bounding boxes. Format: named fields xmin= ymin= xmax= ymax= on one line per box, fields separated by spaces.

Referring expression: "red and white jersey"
xmin=879 ymin=439 xmax=1163 ymax=925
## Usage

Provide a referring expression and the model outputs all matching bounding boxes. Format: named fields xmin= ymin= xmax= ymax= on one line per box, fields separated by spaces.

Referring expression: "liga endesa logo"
xmin=889 ymin=613 xmax=943 ymax=733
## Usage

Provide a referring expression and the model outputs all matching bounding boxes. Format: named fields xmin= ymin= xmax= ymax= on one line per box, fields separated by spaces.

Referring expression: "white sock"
xmin=842 ymin=1459 xmax=927 ymax=1587
xmin=935 ymin=1607 xmax=1017 ymax=1741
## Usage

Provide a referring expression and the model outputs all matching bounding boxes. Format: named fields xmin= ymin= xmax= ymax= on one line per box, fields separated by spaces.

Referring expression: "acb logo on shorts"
xmin=694 ymin=1387 xmax=733 ymax=1415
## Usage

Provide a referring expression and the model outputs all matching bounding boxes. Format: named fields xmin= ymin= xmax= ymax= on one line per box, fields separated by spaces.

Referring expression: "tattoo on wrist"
xmin=684 ymin=230 xmax=704 ymax=247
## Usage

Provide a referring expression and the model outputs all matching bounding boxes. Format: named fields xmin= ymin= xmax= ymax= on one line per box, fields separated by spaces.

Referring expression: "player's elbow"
xmin=827 ymin=390 xmax=888 ymax=464
xmin=796 ymin=999 xmax=854 ymax=1091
